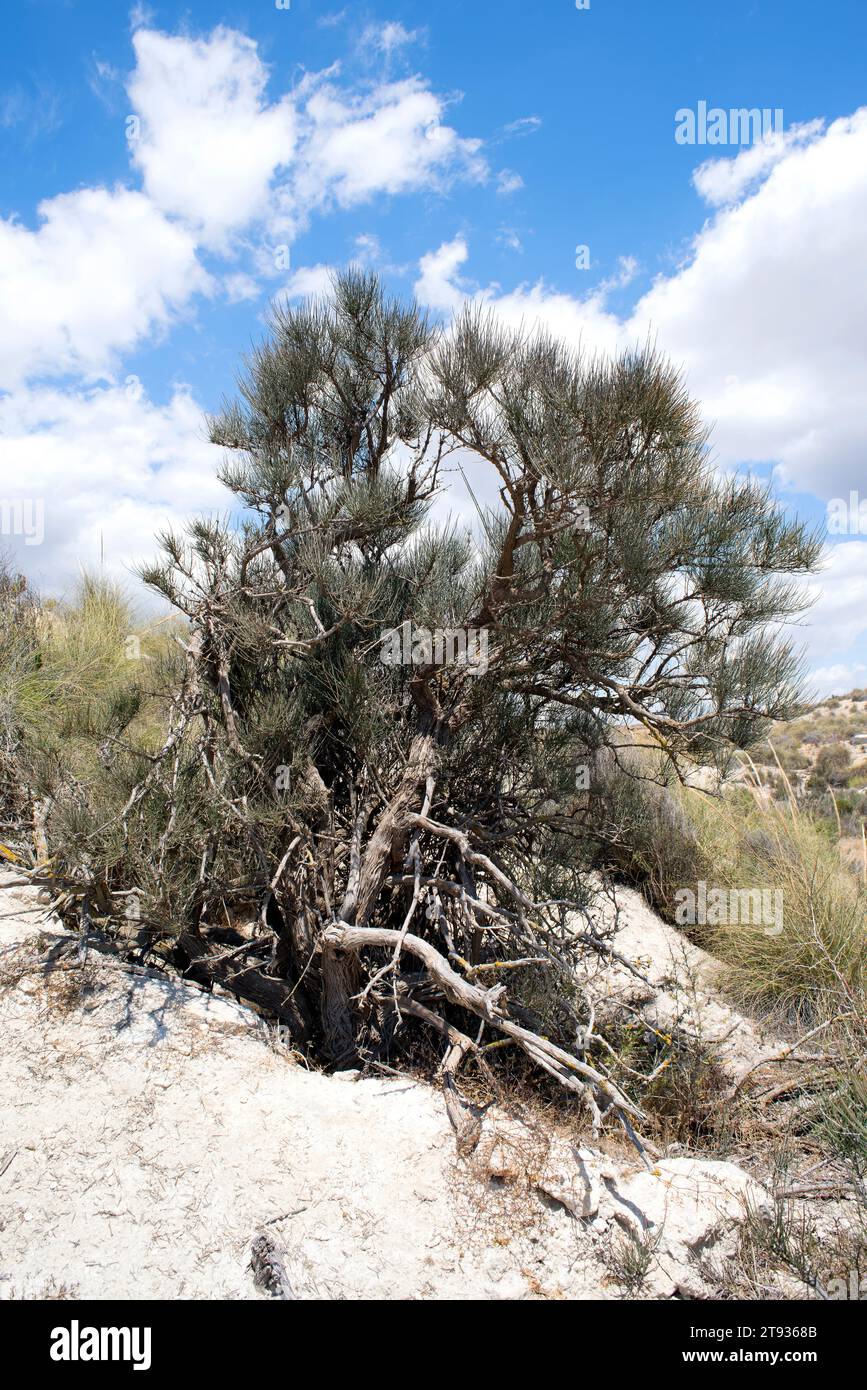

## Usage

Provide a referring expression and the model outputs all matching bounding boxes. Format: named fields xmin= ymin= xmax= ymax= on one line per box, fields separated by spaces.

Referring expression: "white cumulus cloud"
xmin=692 ymin=119 xmax=825 ymax=207
xmin=294 ymin=77 xmax=485 ymax=214
xmin=0 ymin=382 xmax=229 ymax=596
xmin=415 ymin=109 xmax=867 ymax=502
xmin=414 ymin=236 xmax=472 ymax=314
xmin=127 ymin=26 xmax=297 ymax=249
xmin=0 ymin=187 xmax=209 ymax=388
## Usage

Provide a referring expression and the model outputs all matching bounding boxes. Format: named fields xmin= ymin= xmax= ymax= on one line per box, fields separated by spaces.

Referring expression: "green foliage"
xmin=0 ymin=565 xmax=178 ymax=865
xmin=31 ymin=274 xmax=825 ymax=1091
xmin=814 ymin=1069 xmax=867 ymax=1168
xmin=0 ymin=561 xmax=41 ymax=817
xmin=807 ymin=741 xmax=852 ymax=790
xmin=685 ymin=791 xmax=865 ymax=1027
xmin=583 ymin=743 xmax=713 ymax=916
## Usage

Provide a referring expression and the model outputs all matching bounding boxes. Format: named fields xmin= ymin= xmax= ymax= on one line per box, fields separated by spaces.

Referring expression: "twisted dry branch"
xmin=321 ymin=920 xmax=643 ymax=1122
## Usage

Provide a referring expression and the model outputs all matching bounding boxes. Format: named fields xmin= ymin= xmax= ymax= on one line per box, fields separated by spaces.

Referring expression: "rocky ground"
xmin=0 ymin=870 xmax=857 ymax=1300
xmin=581 ymin=886 xmax=780 ymax=1087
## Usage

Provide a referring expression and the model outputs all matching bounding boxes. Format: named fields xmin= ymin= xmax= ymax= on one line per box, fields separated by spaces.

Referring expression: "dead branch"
xmin=322 ymin=921 xmax=642 ymax=1121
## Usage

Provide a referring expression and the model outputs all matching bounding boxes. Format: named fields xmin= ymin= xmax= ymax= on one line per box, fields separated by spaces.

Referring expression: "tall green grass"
xmin=16 ymin=576 xmax=137 ymax=741
xmin=0 ymin=564 xmax=42 ymax=819
xmin=683 ymin=782 xmax=866 ymax=1030
xmin=0 ymin=565 xmax=179 ymax=827
xmin=594 ymin=737 xmax=866 ymax=1032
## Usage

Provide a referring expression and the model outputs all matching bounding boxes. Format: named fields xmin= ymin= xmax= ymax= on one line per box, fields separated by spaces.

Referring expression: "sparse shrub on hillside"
xmin=583 ymin=743 xmax=712 ymax=918
xmin=813 ymin=1064 xmax=867 ymax=1170
xmin=807 ymin=742 xmax=852 ymax=790
xmin=725 ymin=1198 xmax=843 ymax=1300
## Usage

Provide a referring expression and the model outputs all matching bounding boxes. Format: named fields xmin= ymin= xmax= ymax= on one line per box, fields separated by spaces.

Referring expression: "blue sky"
xmin=1 ymin=0 xmax=866 ymax=696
